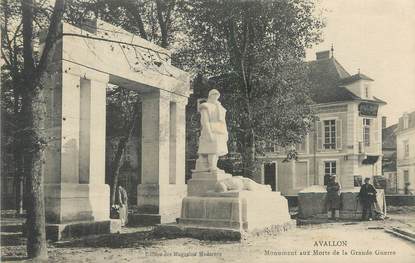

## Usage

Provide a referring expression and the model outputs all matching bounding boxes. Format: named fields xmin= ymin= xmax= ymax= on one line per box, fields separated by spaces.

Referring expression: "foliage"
xmin=176 ymin=0 xmax=324 ymax=176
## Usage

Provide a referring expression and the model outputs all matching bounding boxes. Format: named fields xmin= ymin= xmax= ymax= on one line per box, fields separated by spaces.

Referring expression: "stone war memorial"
xmin=40 ymin=19 xmax=292 ymax=241
xmin=155 ymin=89 xmax=294 ymax=240
xmin=41 ymin=19 xmax=191 ymax=240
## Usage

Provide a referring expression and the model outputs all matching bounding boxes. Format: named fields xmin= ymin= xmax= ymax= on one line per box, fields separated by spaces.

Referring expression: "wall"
xmin=396 ymin=128 xmax=415 ymax=193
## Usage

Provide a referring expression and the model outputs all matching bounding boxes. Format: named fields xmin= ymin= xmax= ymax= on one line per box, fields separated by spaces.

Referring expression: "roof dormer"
xmin=339 ymin=72 xmax=374 ymax=99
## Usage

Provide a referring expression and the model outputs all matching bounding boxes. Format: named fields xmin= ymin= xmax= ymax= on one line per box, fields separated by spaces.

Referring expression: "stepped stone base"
xmin=155 ymin=190 xmax=294 ymax=240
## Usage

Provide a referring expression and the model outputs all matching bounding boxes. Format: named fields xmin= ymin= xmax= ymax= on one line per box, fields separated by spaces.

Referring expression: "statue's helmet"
xmin=208 ymin=89 xmax=220 ymax=97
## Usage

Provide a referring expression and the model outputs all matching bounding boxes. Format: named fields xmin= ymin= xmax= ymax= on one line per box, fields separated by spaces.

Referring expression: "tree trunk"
xmin=110 ymin=105 xmax=139 ymax=206
xmin=241 ymin=127 xmax=256 ymax=178
xmin=23 ymin=91 xmax=48 ymax=260
xmin=110 ymin=137 xmax=128 ymax=206
xmin=21 ymin=0 xmax=65 ymax=259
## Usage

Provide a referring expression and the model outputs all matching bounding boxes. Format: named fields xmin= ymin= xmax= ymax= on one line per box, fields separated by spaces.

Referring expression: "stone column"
xmin=135 ymin=90 xmax=187 ymax=224
xmin=43 ymin=62 xmax=118 ymax=240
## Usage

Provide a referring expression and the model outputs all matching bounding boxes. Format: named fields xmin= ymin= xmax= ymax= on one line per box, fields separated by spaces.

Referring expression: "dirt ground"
xmin=1 ymin=211 xmax=415 ymax=263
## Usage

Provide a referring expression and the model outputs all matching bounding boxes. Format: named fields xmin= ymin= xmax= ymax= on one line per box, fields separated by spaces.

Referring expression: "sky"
xmin=306 ymin=0 xmax=415 ymax=125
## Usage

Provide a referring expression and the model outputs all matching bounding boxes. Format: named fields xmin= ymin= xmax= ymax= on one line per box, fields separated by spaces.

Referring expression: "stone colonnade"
xmin=43 ymin=60 xmax=188 ymax=239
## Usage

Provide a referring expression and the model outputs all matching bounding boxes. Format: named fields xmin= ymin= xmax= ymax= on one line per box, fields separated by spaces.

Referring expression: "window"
xmin=324 ymin=161 xmax=336 ymax=185
xmin=403 ymin=114 xmax=409 ymax=129
xmin=324 ymin=120 xmax=336 ymax=149
xmin=265 ymin=142 xmax=276 ymax=152
xmin=296 ymin=137 xmax=307 ymax=153
xmin=363 ymin=118 xmax=371 ymax=146
xmin=364 ymin=85 xmax=369 ymax=98
xmin=404 ymin=140 xmax=409 ymax=157
xmin=404 ymin=170 xmax=409 ymax=184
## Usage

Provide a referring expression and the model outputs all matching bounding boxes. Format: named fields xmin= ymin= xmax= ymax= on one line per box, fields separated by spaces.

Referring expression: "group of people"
xmin=326 ymin=175 xmax=378 ymax=221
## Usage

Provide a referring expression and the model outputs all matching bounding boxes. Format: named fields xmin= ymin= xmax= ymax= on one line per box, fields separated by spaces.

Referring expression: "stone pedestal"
xmin=155 ymin=170 xmax=294 ymax=240
xmin=187 ymin=170 xmax=232 ymax=196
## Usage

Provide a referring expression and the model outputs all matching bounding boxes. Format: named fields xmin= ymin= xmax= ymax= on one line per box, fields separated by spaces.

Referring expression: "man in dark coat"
xmin=358 ymin=177 xmax=377 ymax=221
xmin=326 ymin=175 xmax=341 ymax=220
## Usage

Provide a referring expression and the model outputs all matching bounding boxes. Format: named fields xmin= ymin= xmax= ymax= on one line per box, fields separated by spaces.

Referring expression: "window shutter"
xmin=357 ymin=117 xmax=363 ymax=152
xmin=336 ymin=119 xmax=342 ymax=150
xmin=318 ymin=161 xmax=324 ymax=185
xmin=373 ymin=118 xmax=379 ymax=147
xmin=316 ymin=121 xmax=323 ymax=151
xmin=358 ymin=117 xmax=363 ymax=142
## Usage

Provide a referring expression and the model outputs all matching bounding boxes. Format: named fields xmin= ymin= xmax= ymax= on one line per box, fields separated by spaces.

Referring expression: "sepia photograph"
xmin=0 ymin=0 xmax=414 ymax=262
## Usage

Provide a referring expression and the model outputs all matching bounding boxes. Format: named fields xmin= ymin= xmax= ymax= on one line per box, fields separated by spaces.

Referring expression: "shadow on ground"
xmin=54 ymin=230 xmax=157 ymax=249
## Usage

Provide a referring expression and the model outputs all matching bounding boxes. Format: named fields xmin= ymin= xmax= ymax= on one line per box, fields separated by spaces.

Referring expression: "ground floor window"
xmin=404 ymin=170 xmax=410 ymax=184
xmin=324 ymin=161 xmax=336 ymax=185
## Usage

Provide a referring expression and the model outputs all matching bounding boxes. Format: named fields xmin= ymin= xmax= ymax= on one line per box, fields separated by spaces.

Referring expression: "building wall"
xmin=396 ymin=127 xmax=415 ymax=193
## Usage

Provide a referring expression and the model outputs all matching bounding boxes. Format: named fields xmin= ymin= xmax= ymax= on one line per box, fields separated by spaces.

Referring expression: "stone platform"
xmin=24 ymin=220 xmax=121 ymax=242
xmin=298 ymin=185 xmax=386 ymax=220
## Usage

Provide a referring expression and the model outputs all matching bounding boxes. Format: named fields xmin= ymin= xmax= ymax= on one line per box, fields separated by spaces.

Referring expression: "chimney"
xmin=382 ymin=116 xmax=387 ymax=129
xmin=316 ymin=50 xmax=330 ymax=60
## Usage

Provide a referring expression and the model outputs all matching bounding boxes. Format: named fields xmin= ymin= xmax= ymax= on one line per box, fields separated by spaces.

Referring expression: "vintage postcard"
xmin=1 ymin=0 xmax=414 ymax=262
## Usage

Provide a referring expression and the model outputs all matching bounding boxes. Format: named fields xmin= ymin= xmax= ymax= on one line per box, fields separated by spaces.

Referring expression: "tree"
xmin=63 ymin=0 xmax=181 ymax=202
xmin=105 ymin=86 xmax=140 ymax=206
xmin=176 ymin=0 xmax=324 ymax=177
xmin=20 ymin=0 xmax=65 ymax=259
xmin=1 ymin=0 xmax=51 ymax=215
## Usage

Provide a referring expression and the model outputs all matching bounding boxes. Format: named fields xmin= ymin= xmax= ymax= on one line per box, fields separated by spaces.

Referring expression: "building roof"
xmin=307 ymin=55 xmax=383 ymax=104
xmin=382 ymin=124 xmax=398 ymax=149
xmin=398 ymin=111 xmax=415 ymax=131
xmin=339 ymin=73 xmax=374 ymax=85
xmin=307 ymin=57 xmax=357 ymax=103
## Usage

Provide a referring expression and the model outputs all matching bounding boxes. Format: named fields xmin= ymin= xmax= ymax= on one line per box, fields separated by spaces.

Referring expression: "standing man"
xmin=326 ymin=175 xmax=341 ymax=220
xmin=358 ymin=177 xmax=377 ymax=221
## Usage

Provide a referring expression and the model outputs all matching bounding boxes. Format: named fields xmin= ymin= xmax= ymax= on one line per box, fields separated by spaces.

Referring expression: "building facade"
xmin=258 ymin=51 xmax=386 ymax=196
xmin=396 ymin=111 xmax=415 ymax=194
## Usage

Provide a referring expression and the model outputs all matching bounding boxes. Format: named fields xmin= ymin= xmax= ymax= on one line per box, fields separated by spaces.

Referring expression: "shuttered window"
xmin=363 ymin=118 xmax=371 ymax=146
xmin=317 ymin=119 xmax=342 ymax=151
xmin=324 ymin=120 xmax=336 ymax=149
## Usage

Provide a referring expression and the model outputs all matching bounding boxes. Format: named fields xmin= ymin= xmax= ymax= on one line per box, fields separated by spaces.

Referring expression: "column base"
xmin=45 ymin=219 xmax=121 ymax=241
xmin=135 ymin=184 xmax=187 ymax=225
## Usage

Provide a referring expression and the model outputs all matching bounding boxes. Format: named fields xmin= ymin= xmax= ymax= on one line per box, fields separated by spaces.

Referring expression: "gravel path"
xmin=2 ymin=213 xmax=415 ymax=262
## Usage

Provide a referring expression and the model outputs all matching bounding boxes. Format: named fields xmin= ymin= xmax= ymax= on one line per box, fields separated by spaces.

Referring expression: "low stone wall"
xmin=298 ymin=185 xmax=385 ymax=219
xmin=386 ymin=195 xmax=415 ymax=206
